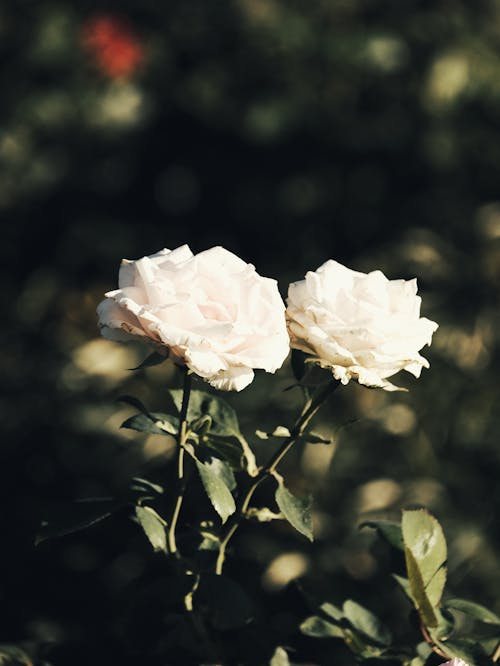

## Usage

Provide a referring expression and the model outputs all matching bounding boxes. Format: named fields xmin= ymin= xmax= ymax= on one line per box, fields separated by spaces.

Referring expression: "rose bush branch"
xmin=215 ymin=378 xmax=340 ymax=575
xmin=167 ymin=367 xmax=193 ymax=557
xmin=88 ymin=244 xmax=449 ymax=665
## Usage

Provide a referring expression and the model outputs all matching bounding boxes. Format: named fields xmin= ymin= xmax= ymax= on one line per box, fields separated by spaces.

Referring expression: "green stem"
xmin=215 ymin=379 xmax=339 ymax=575
xmin=167 ymin=369 xmax=192 ymax=557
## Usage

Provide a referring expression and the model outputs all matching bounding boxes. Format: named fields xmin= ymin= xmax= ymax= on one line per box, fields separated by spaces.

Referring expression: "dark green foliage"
xmin=196 ymin=574 xmax=254 ymax=630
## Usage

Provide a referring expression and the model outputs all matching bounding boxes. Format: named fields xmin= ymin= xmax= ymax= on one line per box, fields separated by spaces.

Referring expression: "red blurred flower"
xmin=81 ymin=14 xmax=145 ymax=79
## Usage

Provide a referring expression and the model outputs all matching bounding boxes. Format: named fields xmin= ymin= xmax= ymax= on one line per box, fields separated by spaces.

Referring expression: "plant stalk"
xmin=215 ymin=379 xmax=339 ymax=575
xmin=167 ymin=368 xmax=192 ymax=557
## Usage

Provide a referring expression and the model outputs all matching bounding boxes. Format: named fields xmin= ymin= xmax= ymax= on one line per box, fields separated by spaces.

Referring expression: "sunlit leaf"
xmin=402 ymin=509 xmax=447 ymax=611
xmin=300 ymin=615 xmax=344 ymax=638
xmin=246 ymin=507 xmax=283 ymax=522
xmin=405 ymin=547 xmax=438 ymax=627
xmin=304 ymin=432 xmax=332 ymax=444
xmin=256 ymin=426 xmax=291 ymax=439
xmin=195 ymin=459 xmax=236 ymax=523
xmin=270 ymin=646 xmax=290 ymax=666
xmin=135 ymin=505 xmax=167 ymax=553
xmin=275 ymin=477 xmax=313 ymax=541
xmin=426 ymin=566 xmax=447 ymax=607
xmin=320 ymin=602 xmax=343 ymax=622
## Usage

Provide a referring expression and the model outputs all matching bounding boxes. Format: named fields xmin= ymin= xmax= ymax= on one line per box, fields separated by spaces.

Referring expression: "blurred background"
xmin=2 ymin=0 xmax=500 ymax=664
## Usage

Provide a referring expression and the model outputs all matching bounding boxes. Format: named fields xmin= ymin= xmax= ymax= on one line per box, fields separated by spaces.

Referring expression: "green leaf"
xmin=170 ymin=389 xmax=258 ymax=475
xmin=129 ymin=351 xmax=168 ymax=370
xmin=0 ymin=645 xmax=34 ymax=665
xmin=195 ymin=459 xmax=236 ymax=523
xmin=405 ymin=547 xmax=438 ymax=627
xmin=246 ymin=507 xmax=283 ymax=522
xmin=360 ymin=520 xmax=404 ymax=551
xmin=190 ymin=414 xmax=212 ymax=434
xmin=129 ymin=477 xmax=164 ymax=497
xmin=436 ymin=637 xmax=491 ymax=666
xmin=342 ymin=599 xmax=392 ymax=646
xmin=118 ymin=394 xmax=152 ymax=415
xmin=300 ymin=615 xmax=344 ymax=638
xmin=416 ymin=641 xmax=433 ymax=660
xmin=275 ymin=478 xmax=313 ymax=541
xmin=408 ymin=658 xmax=425 ymax=666
xmin=425 ymin=566 xmax=447 ymax=607
xmin=169 ymin=390 xmax=237 ymax=434
xmin=36 ymin=498 xmax=122 ymax=545
xmin=432 ymin=608 xmax=455 ymax=641
xmin=196 ymin=574 xmax=254 ymax=630
xmin=256 ymin=426 xmax=291 ymax=439
xmin=202 ymin=433 xmax=246 ymax=470
xmin=402 ymin=508 xmax=447 ymax=587
xmin=270 ymin=646 xmax=290 ymax=666
xmin=402 ymin=509 xmax=447 ymax=609
xmin=320 ymin=602 xmax=344 ymax=622
xmin=393 ymin=574 xmax=412 ymax=599
xmin=121 ymin=411 xmax=179 ymax=436
xmin=135 ymin=505 xmax=167 ymax=553
xmin=304 ymin=432 xmax=333 ymax=445
xmin=444 ymin=598 xmax=500 ymax=625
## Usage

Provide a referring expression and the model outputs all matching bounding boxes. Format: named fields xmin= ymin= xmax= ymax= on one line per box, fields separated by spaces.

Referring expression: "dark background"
xmin=2 ymin=1 xmax=500 ymax=664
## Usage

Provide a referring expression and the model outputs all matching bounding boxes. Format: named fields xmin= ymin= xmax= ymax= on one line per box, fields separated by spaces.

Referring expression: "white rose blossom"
xmin=438 ymin=660 xmax=469 ymax=666
xmin=97 ymin=245 xmax=290 ymax=391
xmin=286 ymin=259 xmax=438 ymax=391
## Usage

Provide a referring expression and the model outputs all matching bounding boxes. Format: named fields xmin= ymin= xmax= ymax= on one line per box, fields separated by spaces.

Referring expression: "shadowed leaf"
xmin=343 ymin=599 xmax=392 ymax=646
xmin=361 ymin=519 xmax=404 ymax=550
xmin=36 ymin=498 xmax=122 ymax=545
xmin=129 ymin=351 xmax=167 ymax=370
xmin=196 ymin=574 xmax=254 ymax=630
xmin=445 ymin=598 xmax=500 ymax=625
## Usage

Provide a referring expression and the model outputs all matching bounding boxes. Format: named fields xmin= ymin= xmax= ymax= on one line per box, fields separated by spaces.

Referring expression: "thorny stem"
xmin=167 ymin=368 xmax=192 ymax=557
xmin=215 ymin=379 xmax=339 ymax=575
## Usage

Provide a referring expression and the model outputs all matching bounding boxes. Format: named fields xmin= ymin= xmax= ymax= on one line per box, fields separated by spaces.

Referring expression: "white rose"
xmin=286 ymin=260 xmax=438 ymax=391
xmin=97 ymin=245 xmax=290 ymax=391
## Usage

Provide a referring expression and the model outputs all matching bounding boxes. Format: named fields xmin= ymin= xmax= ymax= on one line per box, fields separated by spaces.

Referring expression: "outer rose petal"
xmin=97 ymin=297 xmax=146 ymax=341
xmin=286 ymin=260 xmax=438 ymax=391
xmin=97 ymin=244 xmax=290 ymax=391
